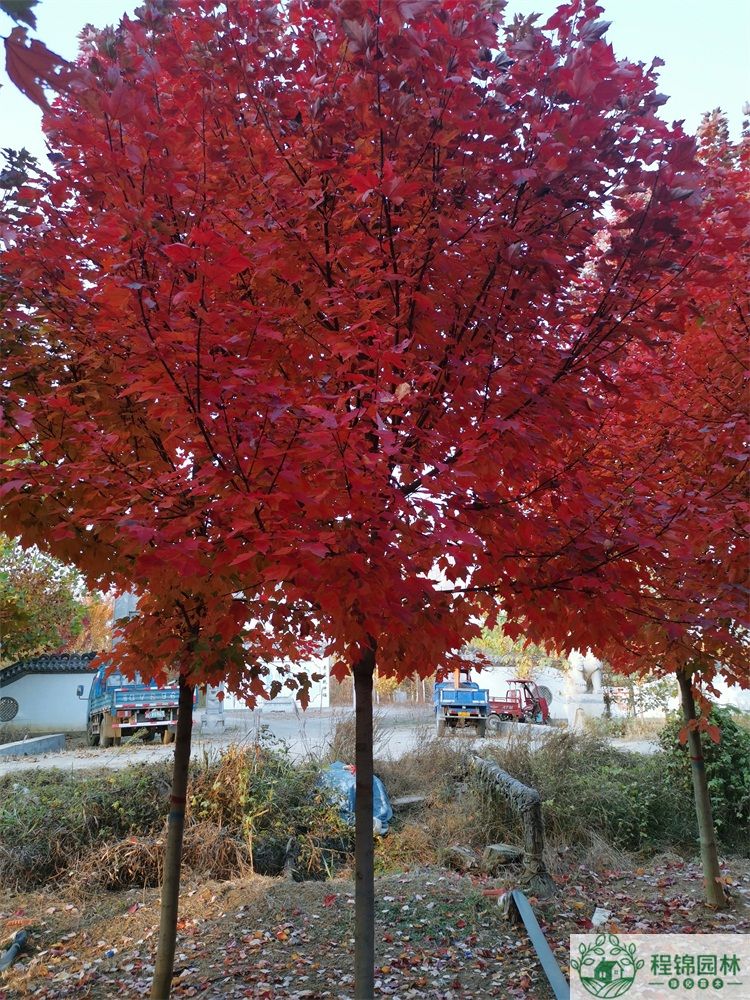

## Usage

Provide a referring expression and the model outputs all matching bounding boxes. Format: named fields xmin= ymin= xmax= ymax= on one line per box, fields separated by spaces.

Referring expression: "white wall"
xmin=710 ymin=677 xmax=750 ymax=712
xmin=2 ymin=672 xmax=93 ymax=732
xmin=222 ymin=657 xmax=331 ymax=712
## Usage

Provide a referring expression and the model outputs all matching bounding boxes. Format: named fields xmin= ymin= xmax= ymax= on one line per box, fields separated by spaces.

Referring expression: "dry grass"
xmin=374 ymin=729 xmax=469 ymax=800
xmin=0 ymin=740 xmax=349 ymax=893
xmin=4 ymin=726 xmax=722 ymax=902
xmin=374 ymin=737 xmax=521 ymax=875
xmin=375 ymin=821 xmax=439 ymax=872
xmin=66 ymin=820 xmax=254 ymax=894
xmin=67 ymin=834 xmax=164 ymax=893
xmin=578 ymin=831 xmax=635 ymax=874
xmin=321 ymin=708 xmax=392 ymax=764
xmin=583 ymin=715 xmax=666 ymax=739
xmin=182 ymin=821 xmax=254 ymax=880
xmin=375 ymin=727 xmax=710 ymax=877
xmin=0 ymin=724 xmax=25 ymax=745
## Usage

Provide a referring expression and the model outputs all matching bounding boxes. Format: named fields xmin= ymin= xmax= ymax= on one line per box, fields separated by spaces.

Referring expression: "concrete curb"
xmin=0 ymin=734 xmax=66 ymax=758
xmin=490 ymin=720 xmax=554 ymax=739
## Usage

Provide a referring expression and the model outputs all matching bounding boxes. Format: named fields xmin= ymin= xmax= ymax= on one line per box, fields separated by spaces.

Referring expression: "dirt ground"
xmin=2 ymin=857 xmax=749 ymax=999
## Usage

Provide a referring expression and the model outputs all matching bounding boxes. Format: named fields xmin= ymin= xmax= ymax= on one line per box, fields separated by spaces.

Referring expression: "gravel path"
xmin=0 ymin=708 xmax=656 ymax=776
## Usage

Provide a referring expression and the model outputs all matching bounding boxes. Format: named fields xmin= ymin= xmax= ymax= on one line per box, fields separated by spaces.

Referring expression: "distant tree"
xmin=0 ymin=534 xmax=87 ymax=661
xmin=472 ymin=618 xmax=566 ymax=678
xmin=65 ymin=593 xmax=114 ymax=653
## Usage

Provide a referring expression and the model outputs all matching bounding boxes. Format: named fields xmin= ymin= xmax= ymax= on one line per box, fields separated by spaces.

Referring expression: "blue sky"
xmin=1 ymin=0 xmax=748 ymax=167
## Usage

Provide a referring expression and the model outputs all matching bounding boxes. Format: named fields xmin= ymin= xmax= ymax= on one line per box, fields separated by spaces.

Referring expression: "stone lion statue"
xmin=567 ymin=649 xmax=603 ymax=694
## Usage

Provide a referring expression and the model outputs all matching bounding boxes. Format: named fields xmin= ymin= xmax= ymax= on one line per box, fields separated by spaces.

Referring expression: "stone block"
xmin=441 ymin=844 xmax=480 ymax=872
xmin=482 ymin=843 xmax=524 ymax=872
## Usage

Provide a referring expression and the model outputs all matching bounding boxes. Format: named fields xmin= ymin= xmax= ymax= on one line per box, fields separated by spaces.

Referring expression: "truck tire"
xmin=436 ymin=718 xmax=447 ymax=738
xmin=476 ymin=720 xmax=487 ymax=738
xmin=98 ymin=713 xmax=115 ymax=747
xmin=141 ymin=729 xmax=156 ymax=742
xmin=86 ymin=721 xmax=99 ymax=747
xmin=486 ymin=714 xmax=502 ymax=735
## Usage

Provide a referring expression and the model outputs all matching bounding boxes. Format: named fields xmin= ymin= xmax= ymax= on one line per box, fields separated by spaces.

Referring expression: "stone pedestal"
xmin=566 ymin=691 xmax=606 ymax=731
xmin=200 ymin=684 xmax=226 ymax=733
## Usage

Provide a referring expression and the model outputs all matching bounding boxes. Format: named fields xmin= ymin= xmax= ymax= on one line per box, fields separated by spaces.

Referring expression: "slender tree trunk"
xmin=676 ymin=670 xmax=728 ymax=910
xmin=353 ymin=644 xmax=376 ymax=1000
xmin=151 ymin=675 xmax=194 ymax=999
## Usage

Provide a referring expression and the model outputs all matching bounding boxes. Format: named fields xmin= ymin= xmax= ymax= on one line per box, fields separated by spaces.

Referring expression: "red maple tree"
xmin=2 ymin=0 xmax=740 ymax=993
xmin=598 ymin=115 xmax=748 ymax=683
xmin=587 ymin=116 xmax=749 ymax=907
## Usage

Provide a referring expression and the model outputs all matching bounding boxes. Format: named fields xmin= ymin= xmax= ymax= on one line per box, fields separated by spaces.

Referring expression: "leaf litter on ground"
xmin=1 ymin=858 xmax=749 ymax=998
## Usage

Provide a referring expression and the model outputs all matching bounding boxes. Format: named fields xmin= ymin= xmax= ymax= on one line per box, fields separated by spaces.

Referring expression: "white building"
xmin=221 ymin=656 xmax=331 ymax=711
xmin=0 ymin=652 xmax=97 ymax=733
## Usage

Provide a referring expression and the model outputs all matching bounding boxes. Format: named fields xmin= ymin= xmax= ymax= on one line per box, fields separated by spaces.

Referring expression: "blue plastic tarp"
xmin=321 ymin=761 xmax=393 ymax=835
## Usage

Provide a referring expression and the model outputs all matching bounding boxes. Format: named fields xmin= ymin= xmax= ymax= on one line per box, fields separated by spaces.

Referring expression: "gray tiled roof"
xmin=0 ymin=652 xmax=98 ymax=687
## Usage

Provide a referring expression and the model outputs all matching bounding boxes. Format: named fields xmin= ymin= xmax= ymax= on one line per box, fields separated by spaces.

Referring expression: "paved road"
xmin=0 ymin=706 xmax=657 ymax=776
xmin=0 ymin=705 xmax=433 ymax=776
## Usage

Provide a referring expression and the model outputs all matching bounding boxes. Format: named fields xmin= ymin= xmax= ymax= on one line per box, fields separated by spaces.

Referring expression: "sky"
xmin=0 ymin=0 xmax=748 ymax=168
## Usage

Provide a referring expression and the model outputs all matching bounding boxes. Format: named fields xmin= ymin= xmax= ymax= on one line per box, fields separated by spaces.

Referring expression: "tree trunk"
xmin=353 ymin=645 xmax=376 ymax=1000
xmin=471 ymin=755 xmax=555 ymax=897
xmin=151 ymin=675 xmax=194 ymax=999
xmin=676 ymin=670 xmax=728 ymax=909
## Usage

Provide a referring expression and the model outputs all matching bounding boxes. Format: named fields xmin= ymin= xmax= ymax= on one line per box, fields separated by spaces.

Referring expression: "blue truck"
xmin=79 ymin=666 xmax=181 ymax=747
xmin=434 ymin=668 xmax=490 ymax=738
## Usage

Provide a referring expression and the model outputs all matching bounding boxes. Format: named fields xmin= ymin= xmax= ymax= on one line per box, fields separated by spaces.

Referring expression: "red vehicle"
xmin=486 ymin=680 xmax=550 ymax=733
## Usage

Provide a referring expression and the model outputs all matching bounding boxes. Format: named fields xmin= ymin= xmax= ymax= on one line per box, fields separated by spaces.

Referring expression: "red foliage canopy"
xmin=592 ymin=123 xmax=750 ymax=690
xmin=1 ymin=0 xmax=742 ymax=699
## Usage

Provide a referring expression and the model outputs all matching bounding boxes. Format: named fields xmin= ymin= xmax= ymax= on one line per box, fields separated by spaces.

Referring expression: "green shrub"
xmin=659 ymin=707 xmax=750 ymax=850
xmin=190 ymin=738 xmax=352 ymax=878
xmin=0 ymin=736 xmax=352 ymax=889
xmin=477 ymin=731 xmax=697 ymax=854
xmin=0 ymin=763 xmax=171 ymax=887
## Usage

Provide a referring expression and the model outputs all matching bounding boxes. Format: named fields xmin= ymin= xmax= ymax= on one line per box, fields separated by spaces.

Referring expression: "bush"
xmin=190 ymin=739 xmax=352 ymax=878
xmin=376 ymin=731 xmax=719 ymax=870
xmin=477 ymin=731 xmax=698 ymax=854
xmin=0 ymin=736 xmax=353 ymax=890
xmin=659 ymin=707 xmax=750 ymax=850
xmin=0 ymin=763 xmax=171 ymax=888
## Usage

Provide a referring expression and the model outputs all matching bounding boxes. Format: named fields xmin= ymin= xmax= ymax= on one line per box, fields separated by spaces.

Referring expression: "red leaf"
xmin=163 ymin=243 xmax=199 ymax=265
xmin=4 ymin=27 xmax=68 ymax=109
xmin=706 ymin=724 xmax=721 ymax=745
